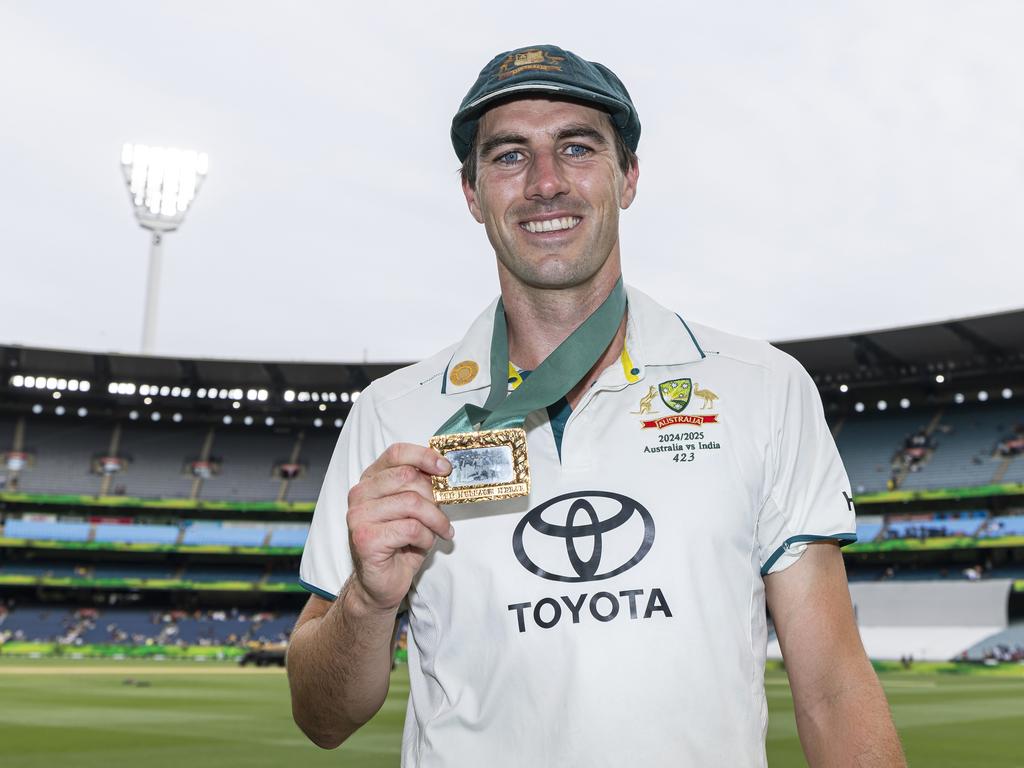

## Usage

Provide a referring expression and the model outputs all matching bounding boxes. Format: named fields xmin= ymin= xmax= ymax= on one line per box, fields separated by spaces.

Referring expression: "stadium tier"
xmin=0 ymin=414 xmax=336 ymax=503
xmin=1 ymin=403 xmax=1021 ymax=505
xmin=0 ymin=605 xmax=298 ymax=646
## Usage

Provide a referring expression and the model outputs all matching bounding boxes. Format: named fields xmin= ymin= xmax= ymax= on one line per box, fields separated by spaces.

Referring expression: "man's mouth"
xmin=520 ymin=216 xmax=582 ymax=234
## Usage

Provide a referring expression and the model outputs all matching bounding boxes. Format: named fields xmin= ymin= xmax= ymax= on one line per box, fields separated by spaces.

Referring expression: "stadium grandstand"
xmin=1 ymin=308 xmax=1023 ymax=665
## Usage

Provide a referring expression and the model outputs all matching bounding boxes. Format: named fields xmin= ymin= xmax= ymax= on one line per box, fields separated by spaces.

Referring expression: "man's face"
xmin=462 ymin=98 xmax=639 ymax=291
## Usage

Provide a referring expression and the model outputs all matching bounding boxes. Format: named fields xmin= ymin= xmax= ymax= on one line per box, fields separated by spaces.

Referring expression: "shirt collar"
xmin=439 ymin=285 xmax=705 ymax=396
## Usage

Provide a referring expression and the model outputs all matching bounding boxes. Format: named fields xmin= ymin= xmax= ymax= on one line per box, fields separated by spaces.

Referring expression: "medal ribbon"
xmin=435 ymin=278 xmax=627 ymax=436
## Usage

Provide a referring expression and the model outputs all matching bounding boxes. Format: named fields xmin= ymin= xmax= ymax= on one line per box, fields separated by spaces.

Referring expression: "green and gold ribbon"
xmin=435 ymin=278 xmax=627 ymax=437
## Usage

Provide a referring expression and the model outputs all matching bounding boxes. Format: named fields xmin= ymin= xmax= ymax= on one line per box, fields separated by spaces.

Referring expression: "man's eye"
xmin=564 ymin=144 xmax=590 ymax=157
xmin=496 ymin=151 xmax=523 ymax=165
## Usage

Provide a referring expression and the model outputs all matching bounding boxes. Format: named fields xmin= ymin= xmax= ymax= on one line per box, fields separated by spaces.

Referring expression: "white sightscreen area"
xmin=767 ymin=579 xmax=1012 ymax=661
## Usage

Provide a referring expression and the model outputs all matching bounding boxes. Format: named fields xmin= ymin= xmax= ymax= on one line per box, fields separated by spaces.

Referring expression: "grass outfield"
xmin=2 ymin=659 xmax=1023 ymax=766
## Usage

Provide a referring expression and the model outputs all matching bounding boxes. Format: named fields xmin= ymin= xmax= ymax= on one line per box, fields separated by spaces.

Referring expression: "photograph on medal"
xmin=429 ymin=428 xmax=530 ymax=504
xmin=446 ymin=445 xmax=514 ymax=487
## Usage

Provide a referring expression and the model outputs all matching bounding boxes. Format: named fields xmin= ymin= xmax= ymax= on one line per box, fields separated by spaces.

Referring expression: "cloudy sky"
xmin=1 ymin=2 xmax=1021 ymax=363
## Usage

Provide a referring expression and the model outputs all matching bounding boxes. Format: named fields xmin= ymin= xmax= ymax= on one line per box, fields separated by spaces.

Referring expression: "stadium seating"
xmin=181 ymin=524 xmax=267 ymax=547
xmin=184 ymin=567 xmax=264 ymax=583
xmin=883 ymin=510 xmax=987 ymax=539
xmin=116 ymin=423 xmax=206 ymax=499
xmin=3 ymin=519 xmax=91 ymax=542
xmin=0 ymin=415 xmax=15 ymax=473
xmin=0 ymin=606 xmax=299 ymax=645
xmin=199 ymin=428 xmax=293 ymax=502
xmin=959 ymin=624 xmax=1024 ymax=661
xmin=834 ymin=410 xmax=936 ymax=494
xmin=0 ymin=562 xmax=77 ymax=578
xmin=267 ymin=526 xmax=308 ymax=548
xmin=284 ymin=431 xmax=336 ymax=502
xmin=1003 ymin=456 xmax=1024 ymax=484
xmin=978 ymin=514 xmax=1024 ymax=538
xmin=900 ymin=402 xmax=1024 ymax=490
xmin=15 ymin=420 xmax=105 ymax=495
xmin=855 ymin=516 xmax=883 ymax=543
xmin=93 ymin=523 xmax=180 ymax=545
xmin=90 ymin=564 xmax=177 ymax=580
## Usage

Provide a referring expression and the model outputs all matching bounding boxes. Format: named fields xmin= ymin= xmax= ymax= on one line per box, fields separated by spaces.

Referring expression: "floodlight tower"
xmin=120 ymin=144 xmax=209 ymax=354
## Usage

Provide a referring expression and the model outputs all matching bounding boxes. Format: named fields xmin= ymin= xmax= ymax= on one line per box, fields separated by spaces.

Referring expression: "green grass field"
xmin=1 ymin=659 xmax=1023 ymax=767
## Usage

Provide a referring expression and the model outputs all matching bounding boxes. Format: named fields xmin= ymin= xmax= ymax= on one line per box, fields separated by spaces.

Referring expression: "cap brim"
xmin=451 ymin=80 xmax=634 ymax=162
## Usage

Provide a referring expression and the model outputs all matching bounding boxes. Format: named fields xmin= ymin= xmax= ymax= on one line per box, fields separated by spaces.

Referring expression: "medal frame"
xmin=429 ymin=427 xmax=530 ymax=504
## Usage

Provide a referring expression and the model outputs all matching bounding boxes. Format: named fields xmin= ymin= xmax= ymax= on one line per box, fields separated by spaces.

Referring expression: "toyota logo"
xmin=512 ymin=491 xmax=655 ymax=583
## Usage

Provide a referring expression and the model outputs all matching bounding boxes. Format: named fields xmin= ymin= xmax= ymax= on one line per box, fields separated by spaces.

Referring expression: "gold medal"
xmin=429 ymin=427 xmax=530 ymax=504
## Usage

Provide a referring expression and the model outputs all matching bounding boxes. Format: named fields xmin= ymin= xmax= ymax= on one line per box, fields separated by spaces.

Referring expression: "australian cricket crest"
xmin=659 ymin=379 xmax=692 ymax=413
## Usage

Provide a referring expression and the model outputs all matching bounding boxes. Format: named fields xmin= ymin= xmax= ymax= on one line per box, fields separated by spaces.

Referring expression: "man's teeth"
xmin=523 ymin=217 xmax=581 ymax=233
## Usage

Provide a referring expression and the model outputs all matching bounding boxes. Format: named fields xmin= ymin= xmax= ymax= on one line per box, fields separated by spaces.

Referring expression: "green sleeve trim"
xmin=298 ymin=577 xmax=338 ymax=601
xmin=676 ymin=314 xmax=706 ymax=359
xmin=760 ymin=532 xmax=857 ymax=576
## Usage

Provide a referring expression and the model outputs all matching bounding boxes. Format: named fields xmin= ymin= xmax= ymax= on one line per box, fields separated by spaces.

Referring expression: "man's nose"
xmin=524 ymin=150 xmax=569 ymax=200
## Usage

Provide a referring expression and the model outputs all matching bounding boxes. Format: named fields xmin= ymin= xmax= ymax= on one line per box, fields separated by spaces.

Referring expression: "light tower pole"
xmin=120 ymin=144 xmax=209 ymax=354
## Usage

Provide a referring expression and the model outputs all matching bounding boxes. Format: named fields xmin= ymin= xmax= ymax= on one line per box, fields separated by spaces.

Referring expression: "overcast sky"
xmin=1 ymin=1 xmax=1022 ymax=364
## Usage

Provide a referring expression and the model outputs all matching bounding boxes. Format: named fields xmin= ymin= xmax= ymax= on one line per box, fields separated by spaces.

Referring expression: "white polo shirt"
xmin=300 ymin=285 xmax=856 ymax=767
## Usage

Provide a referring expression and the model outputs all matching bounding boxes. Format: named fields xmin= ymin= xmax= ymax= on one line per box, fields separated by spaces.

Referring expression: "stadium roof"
xmin=776 ymin=308 xmax=1024 ymax=384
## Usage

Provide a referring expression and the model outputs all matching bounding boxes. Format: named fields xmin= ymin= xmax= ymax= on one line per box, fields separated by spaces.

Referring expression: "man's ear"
xmin=619 ymin=157 xmax=640 ymax=209
xmin=462 ymin=175 xmax=484 ymax=223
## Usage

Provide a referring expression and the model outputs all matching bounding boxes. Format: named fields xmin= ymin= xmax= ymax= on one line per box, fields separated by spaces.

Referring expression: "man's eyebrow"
xmin=478 ymin=132 xmax=529 ymax=157
xmin=552 ymin=123 xmax=608 ymax=145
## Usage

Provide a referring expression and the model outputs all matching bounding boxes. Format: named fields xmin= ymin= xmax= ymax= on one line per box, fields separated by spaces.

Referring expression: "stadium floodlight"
xmin=935 ymin=374 xmax=945 ymax=384
xmin=120 ymin=143 xmax=209 ymax=354
xmin=978 ymin=390 xmax=989 ymax=402
xmin=1002 ymin=388 xmax=1013 ymax=400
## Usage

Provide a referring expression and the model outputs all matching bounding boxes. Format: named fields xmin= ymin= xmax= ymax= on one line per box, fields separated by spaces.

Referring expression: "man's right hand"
xmin=345 ymin=443 xmax=453 ymax=613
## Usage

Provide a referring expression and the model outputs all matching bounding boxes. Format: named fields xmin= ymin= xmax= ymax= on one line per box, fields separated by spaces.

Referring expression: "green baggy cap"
xmin=451 ymin=44 xmax=641 ymax=162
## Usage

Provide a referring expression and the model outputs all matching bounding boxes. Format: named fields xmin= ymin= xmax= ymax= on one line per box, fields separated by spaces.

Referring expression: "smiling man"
xmin=286 ymin=45 xmax=905 ymax=767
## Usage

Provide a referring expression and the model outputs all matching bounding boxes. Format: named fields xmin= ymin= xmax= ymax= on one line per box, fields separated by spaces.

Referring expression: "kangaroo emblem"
xmin=694 ymin=383 xmax=719 ymax=409
xmin=633 ymin=385 xmax=657 ymax=415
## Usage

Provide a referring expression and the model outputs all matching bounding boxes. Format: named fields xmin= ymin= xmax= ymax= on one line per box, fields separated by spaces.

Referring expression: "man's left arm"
xmin=765 ymin=542 xmax=905 ymax=768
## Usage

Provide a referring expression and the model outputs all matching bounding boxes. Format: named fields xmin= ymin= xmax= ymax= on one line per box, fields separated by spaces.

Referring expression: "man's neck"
xmin=499 ymin=266 xmax=627 ymax=409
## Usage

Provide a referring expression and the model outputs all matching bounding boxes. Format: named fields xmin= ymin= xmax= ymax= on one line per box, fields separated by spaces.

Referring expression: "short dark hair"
xmin=460 ymin=112 xmax=638 ymax=187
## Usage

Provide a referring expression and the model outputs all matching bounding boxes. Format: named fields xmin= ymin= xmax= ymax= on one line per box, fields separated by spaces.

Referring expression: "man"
xmin=287 ymin=44 xmax=905 ymax=766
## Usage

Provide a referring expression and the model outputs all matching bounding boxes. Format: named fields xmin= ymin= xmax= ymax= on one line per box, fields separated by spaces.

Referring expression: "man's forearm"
xmin=793 ymin=654 xmax=905 ymax=767
xmin=286 ymin=583 xmax=398 ymax=749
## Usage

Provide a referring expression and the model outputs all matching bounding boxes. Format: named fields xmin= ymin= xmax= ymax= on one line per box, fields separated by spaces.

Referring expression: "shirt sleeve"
xmin=298 ymin=386 xmax=387 ymax=600
xmin=757 ymin=351 xmax=857 ymax=576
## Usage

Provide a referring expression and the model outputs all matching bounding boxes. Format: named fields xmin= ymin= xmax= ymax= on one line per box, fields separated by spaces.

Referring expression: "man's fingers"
xmin=362 ymin=443 xmax=451 ymax=480
xmin=381 ymin=519 xmax=438 ymax=553
xmin=350 ymin=492 xmax=453 ymax=541
xmin=350 ymin=464 xmax=435 ymax=506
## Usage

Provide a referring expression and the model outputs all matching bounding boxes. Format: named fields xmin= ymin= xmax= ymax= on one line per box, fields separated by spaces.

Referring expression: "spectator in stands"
xmin=997 ymin=434 xmax=1024 ymax=457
